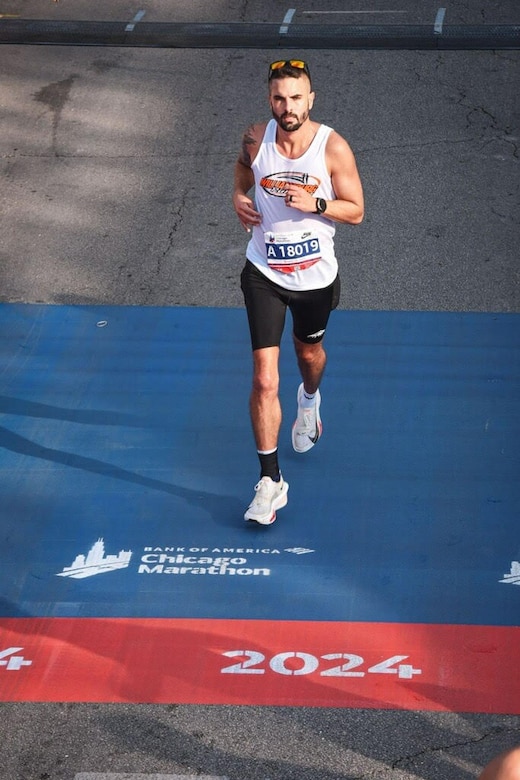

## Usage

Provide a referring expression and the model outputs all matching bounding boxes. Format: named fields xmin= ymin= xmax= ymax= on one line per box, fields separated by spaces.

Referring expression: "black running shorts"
xmin=240 ymin=260 xmax=341 ymax=351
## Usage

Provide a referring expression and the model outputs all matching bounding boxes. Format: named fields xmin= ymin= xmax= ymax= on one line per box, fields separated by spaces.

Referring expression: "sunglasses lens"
xmin=269 ymin=59 xmax=307 ymax=72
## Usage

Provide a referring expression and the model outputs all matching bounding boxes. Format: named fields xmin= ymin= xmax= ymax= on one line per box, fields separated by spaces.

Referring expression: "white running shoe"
xmin=291 ymin=383 xmax=322 ymax=453
xmin=244 ymin=475 xmax=289 ymax=525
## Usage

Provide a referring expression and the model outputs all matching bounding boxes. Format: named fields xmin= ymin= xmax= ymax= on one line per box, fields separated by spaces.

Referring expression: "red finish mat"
xmin=1 ymin=618 xmax=518 ymax=712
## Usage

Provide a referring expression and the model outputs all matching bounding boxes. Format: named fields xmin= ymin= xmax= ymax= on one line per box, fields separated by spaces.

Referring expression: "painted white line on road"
xmin=279 ymin=8 xmax=296 ymax=34
xmin=75 ymin=775 xmax=228 ymax=779
xmin=434 ymin=7 xmax=446 ymax=33
xmin=302 ymin=9 xmax=406 ymax=14
xmin=125 ymin=10 xmax=146 ymax=32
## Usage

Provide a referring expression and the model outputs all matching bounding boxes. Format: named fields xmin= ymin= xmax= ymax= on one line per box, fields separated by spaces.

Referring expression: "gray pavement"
xmin=1 ymin=702 xmax=520 ymax=779
xmin=0 ymin=0 xmax=519 ymax=777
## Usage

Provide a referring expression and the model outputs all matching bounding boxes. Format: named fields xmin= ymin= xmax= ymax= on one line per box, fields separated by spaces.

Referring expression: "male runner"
xmin=233 ymin=59 xmax=364 ymax=525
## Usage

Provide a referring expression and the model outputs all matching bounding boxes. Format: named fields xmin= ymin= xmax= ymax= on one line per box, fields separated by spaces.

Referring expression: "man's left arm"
xmin=324 ymin=132 xmax=364 ymax=225
xmin=284 ymin=132 xmax=364 ymax=224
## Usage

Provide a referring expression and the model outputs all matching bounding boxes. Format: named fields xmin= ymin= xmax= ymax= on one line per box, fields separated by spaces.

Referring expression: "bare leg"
xmin=244 ymin=345 xmax=289 ymax=524
xmin=293 ymin=335 xmax=327 ymax=394
xmin=250 ymin=346 xmax=281 ymax=451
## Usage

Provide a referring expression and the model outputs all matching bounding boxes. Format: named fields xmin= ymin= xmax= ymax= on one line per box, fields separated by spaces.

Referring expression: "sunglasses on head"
xmin=268 ymin=59 xmax=310 ymax=78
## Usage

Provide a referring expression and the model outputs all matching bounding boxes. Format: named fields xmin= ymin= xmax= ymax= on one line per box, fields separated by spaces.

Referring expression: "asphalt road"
xmin=0 ymin=0 xmax=519 ymax=777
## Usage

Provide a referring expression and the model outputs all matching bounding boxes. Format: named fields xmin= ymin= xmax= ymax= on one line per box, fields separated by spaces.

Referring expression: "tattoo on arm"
xmin=239 ymin=126 xmax=257 ymax=167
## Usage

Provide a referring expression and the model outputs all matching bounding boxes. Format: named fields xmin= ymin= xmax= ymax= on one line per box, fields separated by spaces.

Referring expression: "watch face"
xmin=317 ymin=198 xmax=326 ymax=214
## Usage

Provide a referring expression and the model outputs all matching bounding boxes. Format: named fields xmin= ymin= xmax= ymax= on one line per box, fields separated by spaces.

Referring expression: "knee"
xmin=252 ymin=367 xmax=279 ymax=397
xmin=295 ymin=340 xmax=325 ymax=366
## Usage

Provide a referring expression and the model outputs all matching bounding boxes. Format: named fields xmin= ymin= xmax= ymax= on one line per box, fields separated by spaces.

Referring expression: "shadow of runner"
xmin=0 ymin=426 xmax=243 ymax=528
xmin=0 ymin=394 xmax=146 ymax=427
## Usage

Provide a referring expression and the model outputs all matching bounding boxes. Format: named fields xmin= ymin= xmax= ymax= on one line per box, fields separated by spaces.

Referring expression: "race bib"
xmin=264 ymin=230 xmax=322 ymax=273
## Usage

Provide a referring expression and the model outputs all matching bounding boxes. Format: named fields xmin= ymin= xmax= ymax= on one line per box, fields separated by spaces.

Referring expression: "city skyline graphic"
xmin=57 ymin=538 xmax=132 ymax=579
xmin=500 ymin=560 xmax=520 ymax=586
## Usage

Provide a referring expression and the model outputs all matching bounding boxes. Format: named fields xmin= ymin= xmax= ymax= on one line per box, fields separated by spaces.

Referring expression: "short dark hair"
xmin=268 ymin=60 xmax=312 ymax=88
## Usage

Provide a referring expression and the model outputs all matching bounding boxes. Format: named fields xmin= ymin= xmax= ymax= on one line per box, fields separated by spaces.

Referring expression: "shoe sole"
xmin=292 ymin=386 xmax=322 ymax=453
xmin=244 ymin=483 xmax=289 ymax=525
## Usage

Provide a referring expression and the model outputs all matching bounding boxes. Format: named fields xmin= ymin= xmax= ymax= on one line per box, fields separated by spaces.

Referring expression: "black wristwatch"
xmin=315 ymin=197 xmax=327 ymax=215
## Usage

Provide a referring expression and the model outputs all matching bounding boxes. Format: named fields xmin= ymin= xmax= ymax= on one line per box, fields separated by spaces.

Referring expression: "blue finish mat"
xmin=1 ymin=304 xmax=518 ymax=625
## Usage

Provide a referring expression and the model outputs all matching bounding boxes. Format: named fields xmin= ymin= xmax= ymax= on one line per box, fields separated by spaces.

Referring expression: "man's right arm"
xmin=234 ymin=158 xmax=255 ymax=197
xmin=233 ymin=124 xmax=263 ymax=233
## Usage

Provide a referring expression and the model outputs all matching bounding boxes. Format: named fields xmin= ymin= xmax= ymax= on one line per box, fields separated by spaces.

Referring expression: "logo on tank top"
xmin=260 ymin=171 xmax=321 ymax=197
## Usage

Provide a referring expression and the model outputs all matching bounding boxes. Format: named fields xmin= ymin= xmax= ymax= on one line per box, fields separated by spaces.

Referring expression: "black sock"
xmin=258 ymin=449 xmax=280 ymax=481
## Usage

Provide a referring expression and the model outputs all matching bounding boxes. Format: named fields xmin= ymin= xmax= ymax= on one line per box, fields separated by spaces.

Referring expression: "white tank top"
xmin=246 ymin=119 xmax=337 ymax=291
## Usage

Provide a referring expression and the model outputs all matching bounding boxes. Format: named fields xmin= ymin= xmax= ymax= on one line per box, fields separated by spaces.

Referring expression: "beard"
xmin=273 ymin=108 xmax=310 ymax=132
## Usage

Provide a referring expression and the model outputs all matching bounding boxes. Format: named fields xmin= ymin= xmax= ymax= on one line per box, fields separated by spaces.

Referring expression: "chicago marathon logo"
xmin=57 ymin=538 xmax=132 ymax=579
xmin=499 ymin=560 xmax=520 ymax=586
xmin=138 ymin=546 xmax=314 ymax=577
xmin=56 ymin=541 xmax=315 ymax=581
xmin=260 ymin=171 xmax=320 ymax=197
